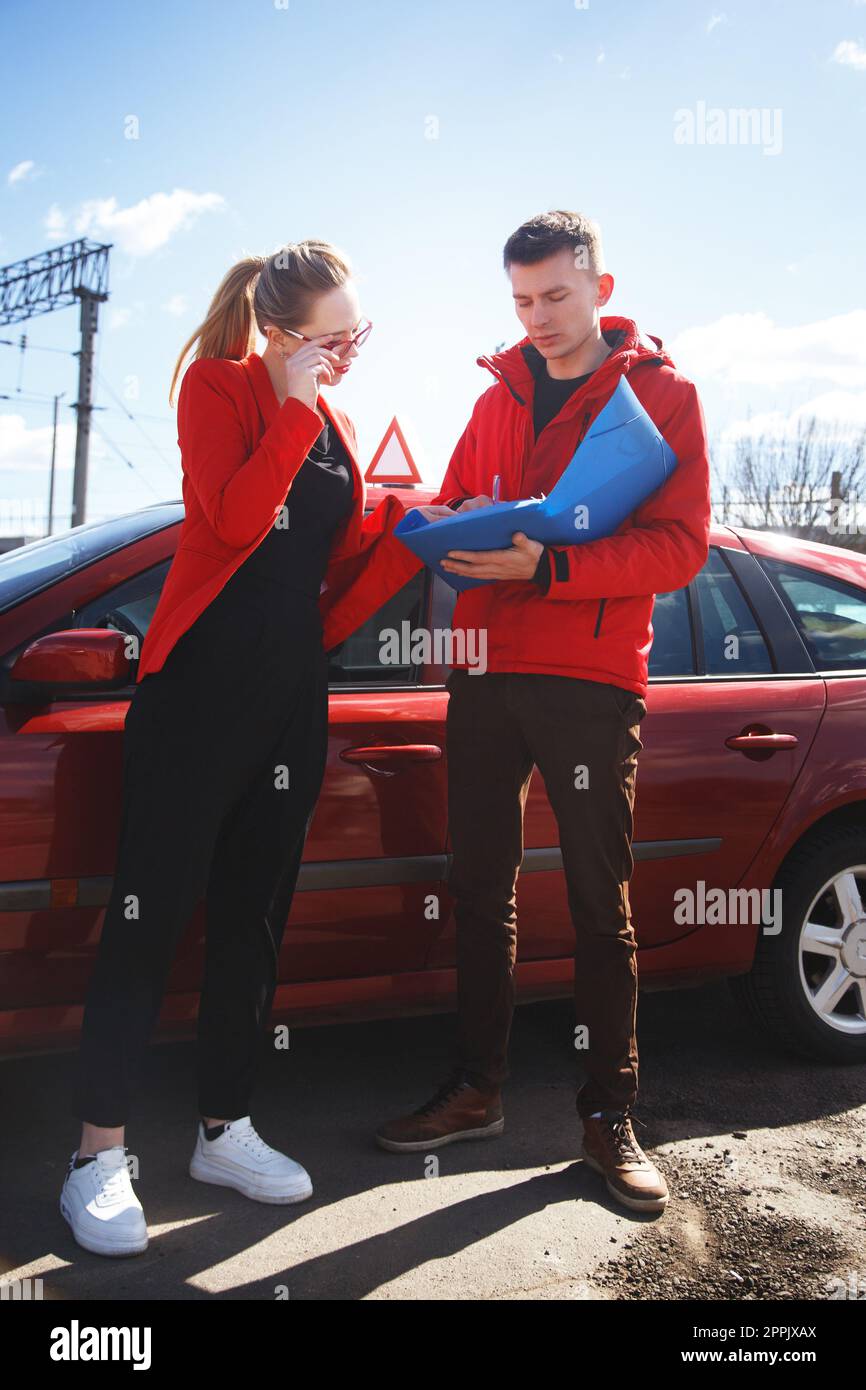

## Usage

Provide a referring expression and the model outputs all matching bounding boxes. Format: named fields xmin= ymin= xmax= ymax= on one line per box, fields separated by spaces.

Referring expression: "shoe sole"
xmin=189 ymin=1153 xmax=313 ymax=1204
xmin=60 ymin=1194 xmax=149 ymax=1257
xmin=375 ymin=1117 xmax=505 ymax=1152
xmin=581 ymin=1147 xmax=669 ymax=1213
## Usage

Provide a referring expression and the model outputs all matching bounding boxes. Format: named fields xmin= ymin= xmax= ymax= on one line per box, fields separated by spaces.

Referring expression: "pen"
xmin=492 ymin=474 xmax=501 ymax=504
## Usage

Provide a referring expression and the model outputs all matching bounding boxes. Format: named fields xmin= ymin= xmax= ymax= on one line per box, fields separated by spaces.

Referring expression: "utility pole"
xmin=0 ymin=239 xmax=111 ymax=534
xmin=48 ymin=391 xmax=65 ymax=536
xmin=70 ymin=290 xmax=104 ymax=528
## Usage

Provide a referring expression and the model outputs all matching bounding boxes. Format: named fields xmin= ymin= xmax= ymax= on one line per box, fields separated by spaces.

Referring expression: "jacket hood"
xmin=476 ymin=315 xmax=674 ymax=408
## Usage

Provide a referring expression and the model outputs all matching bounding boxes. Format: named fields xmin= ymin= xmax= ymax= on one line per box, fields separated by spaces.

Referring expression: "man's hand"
xmin=441 ymin=531 xmax=544 ymax=581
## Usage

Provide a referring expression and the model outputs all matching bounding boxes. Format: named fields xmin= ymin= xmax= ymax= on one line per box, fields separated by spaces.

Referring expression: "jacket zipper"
xmin=573 ymin=409 xmax=608 ymax=637
xmin=478 ymin=351 xmax=667 ymax=640
xmin=584 ymin=363 xmax=662 ymax=640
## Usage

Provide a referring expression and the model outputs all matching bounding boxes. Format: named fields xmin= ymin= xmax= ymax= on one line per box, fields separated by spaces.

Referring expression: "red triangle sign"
xmin=364 ymin=417 xmax=422 ymax=484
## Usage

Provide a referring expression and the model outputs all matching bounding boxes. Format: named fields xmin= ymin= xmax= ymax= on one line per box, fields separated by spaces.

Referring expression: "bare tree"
xmin=711 ymin=415 xmax=866 ymax=553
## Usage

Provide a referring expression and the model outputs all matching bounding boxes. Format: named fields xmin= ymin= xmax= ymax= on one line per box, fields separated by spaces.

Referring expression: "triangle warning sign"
xmin=364 ymin=417 xmax=422 ymax=484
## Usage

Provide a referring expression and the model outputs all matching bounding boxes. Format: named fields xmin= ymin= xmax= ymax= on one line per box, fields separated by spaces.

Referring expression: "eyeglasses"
xmin=265 ymin=317 xmax=373 ymax=357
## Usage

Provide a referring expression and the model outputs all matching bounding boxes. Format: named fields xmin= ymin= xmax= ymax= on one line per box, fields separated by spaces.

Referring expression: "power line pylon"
xmin=0 ymin=238 xmax=111 ymax=526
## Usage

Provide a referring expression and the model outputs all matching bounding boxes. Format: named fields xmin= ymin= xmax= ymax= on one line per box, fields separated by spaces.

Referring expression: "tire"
xmin=729 ymin=825 xmax=866 ymax=1064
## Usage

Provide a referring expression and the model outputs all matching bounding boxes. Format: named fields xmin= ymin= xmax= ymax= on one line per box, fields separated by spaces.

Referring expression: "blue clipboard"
xmin=394 ymin=374 xmax=678 ymax=592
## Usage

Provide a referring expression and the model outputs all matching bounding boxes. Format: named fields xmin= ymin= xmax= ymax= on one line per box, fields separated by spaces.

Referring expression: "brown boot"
xmin=375 ymin=1071 xmax=504 ymax=1152
xmin=580 ymin=1110 xmax=669 ymax=1213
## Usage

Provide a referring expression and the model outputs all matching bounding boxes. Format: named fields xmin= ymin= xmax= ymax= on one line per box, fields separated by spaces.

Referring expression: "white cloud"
xmin=668 ymin=310 xmax=866 ymax=389
xmin=0 ymin=412 xmax=76 ymax=474
xmin=163 ymin=294 xmax=188 ymax=316
xmin=44 ymin=203 xmax=66 ymax=238
xmin=832 ymin=39 xmax=866 ymax=70
xmin=43 ymin=187 xmax=226 ymax=256
xmin=109 ymin=307 xmax=132 ymax=330
xmin=0 ymin=412 xmax=163 ymax=534
xmin=7 ymin=160 xmax=38 ymax=187
xmin=722 ymin=391 xmax=866 ymax=444
xmin=707 ymin=13 xmax=728 ymax=35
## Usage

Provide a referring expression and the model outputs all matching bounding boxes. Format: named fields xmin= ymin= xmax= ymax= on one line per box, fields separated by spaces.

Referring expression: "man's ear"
xmin=596 ymin=272 xmax=615 ymax=307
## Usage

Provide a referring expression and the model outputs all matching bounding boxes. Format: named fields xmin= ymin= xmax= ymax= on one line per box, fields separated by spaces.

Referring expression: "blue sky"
xmin=1 ymin=0 xmax=865 ymax=532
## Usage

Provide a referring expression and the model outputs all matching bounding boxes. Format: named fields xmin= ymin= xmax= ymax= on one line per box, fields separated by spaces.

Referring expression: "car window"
xmin=58 ymin=500 xmax=431 ymax=689
xmin=648 ymin=586 xmax=694 ymax=677
xmin=74 ymin=557 xmax=429 ymax=688
xmin=74 ymin=561 xmax=171 ymax=642
xmin=694 ymin=549 xmax=773 ymax=675
xmin=759 ymin=557 xmax=866 ymax=671
xmin=327 ymin=570 xmax=427 ymax=686
xmin=0 ymin=505 xmax=181 ymax=615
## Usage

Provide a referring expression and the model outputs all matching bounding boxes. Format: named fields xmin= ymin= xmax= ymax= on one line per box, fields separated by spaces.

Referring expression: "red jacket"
xmin=431 ymin=316 xmax=712 ymax=697
xmin=137 ymin=351 xmax=423 ymax=683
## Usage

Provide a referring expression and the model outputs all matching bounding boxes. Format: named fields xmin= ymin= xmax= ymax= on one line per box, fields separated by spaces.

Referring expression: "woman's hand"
xmin=454 ymin=494 xmax=493 ymax=511
xmin=407 ymin=504 xmax=457 ymax=522
xmin=284 ymin=338 xmax=342 ymax=411
xmin=406 ymin=496 xmax=495 ymax=524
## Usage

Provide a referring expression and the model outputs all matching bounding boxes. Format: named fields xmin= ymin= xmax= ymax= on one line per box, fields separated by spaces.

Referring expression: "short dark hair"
xmin=503 ymin=210 xmax=605 ymax=276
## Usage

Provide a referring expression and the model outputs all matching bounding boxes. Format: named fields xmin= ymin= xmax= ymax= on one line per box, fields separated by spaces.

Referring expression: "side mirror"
xmin=3 ymin=629 xmax=135 ymax=703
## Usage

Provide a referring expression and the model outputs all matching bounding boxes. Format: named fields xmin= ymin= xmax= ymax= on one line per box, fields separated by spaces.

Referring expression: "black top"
xmin=225 ymin=415 xmax=355 ymax=601
xmin=525 ymin=339 xmax=613 ymax=591
xmin=526 ymin=329 xmax=621 ymax=438
xmin=532 ymin=363 xmax=594 ymax=439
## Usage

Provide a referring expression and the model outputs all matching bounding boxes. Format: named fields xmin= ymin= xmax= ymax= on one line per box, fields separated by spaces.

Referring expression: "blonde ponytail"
xmin=168 ymin=240 xmax=351 ymax=406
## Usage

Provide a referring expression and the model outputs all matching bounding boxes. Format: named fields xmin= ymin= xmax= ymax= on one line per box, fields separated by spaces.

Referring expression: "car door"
xmin=428 ymin=538 xmax=826 ymax=965
xmin=623 ymin=543 xmax=826 ymax=948
xmin=280 ymin=564 xmax=450 ymax=983
xmin=0 ymin=536 xmax=449 ymax=1029
xmin=0 ymin=552 xmax=177 ymax=1027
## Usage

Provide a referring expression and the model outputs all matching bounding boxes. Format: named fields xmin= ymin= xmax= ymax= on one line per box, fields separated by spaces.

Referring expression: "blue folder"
xmin=394 ymin=374 xmax=678 ymax=592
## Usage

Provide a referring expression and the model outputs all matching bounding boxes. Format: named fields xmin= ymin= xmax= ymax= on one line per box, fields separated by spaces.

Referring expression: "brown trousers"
xmin=444 ymin=669 xmax=646 ymax=1119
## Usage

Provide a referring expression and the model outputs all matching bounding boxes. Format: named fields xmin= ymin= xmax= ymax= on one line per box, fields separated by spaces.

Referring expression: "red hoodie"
xmin=431 ymin=316 xmax=712 ymax=697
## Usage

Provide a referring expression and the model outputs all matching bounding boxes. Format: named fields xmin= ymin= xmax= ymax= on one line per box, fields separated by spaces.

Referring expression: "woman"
xmin=60 ymin=239 xmax=441 ymax=1257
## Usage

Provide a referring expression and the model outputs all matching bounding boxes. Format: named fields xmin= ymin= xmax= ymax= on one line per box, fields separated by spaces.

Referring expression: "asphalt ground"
xmin=2 ymin=980 xmax=864 ymax=1306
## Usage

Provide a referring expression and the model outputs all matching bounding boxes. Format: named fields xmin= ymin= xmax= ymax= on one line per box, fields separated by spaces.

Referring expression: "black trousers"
xmin=444 ymin=670 xmax=646 ymax=1118
xmin=73 ymin=580 xmax=329 ymax=1127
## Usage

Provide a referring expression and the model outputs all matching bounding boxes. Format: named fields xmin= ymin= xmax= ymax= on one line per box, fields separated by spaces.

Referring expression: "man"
xmin=375 ymin=210 xmax=711 ymax=1213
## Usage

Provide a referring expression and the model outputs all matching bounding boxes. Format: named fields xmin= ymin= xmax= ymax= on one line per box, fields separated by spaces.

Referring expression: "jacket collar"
xmin=475 ymin=315 xmax=672 ymax=412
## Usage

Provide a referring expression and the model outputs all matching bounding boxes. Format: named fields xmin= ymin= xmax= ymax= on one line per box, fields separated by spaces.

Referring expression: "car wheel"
xmin=729 ymin=825 xmax=866 ymax=1063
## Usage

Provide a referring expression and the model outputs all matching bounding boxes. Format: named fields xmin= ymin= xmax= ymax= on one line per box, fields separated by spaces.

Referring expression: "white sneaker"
xmin=189 ymin=1117 xmax=313 ymax=1205
xmin=60 ymin=1147 xmax=148 ymax=1257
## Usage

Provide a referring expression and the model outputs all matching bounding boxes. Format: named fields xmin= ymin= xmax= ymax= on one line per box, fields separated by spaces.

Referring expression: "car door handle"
xmin=725 ymin=731 xmax=799 ymax=752
xmin=340 ymin=744 xmax=443 ymax=769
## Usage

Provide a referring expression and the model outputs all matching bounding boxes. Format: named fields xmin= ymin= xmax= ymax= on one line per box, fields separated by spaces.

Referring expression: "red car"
xmin=1 ymin=487 xmax=865 ymax=1065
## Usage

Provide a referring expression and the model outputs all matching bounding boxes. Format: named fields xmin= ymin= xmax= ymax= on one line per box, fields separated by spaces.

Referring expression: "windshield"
xmin=0 ymin=503 xmax=182 ymax=615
